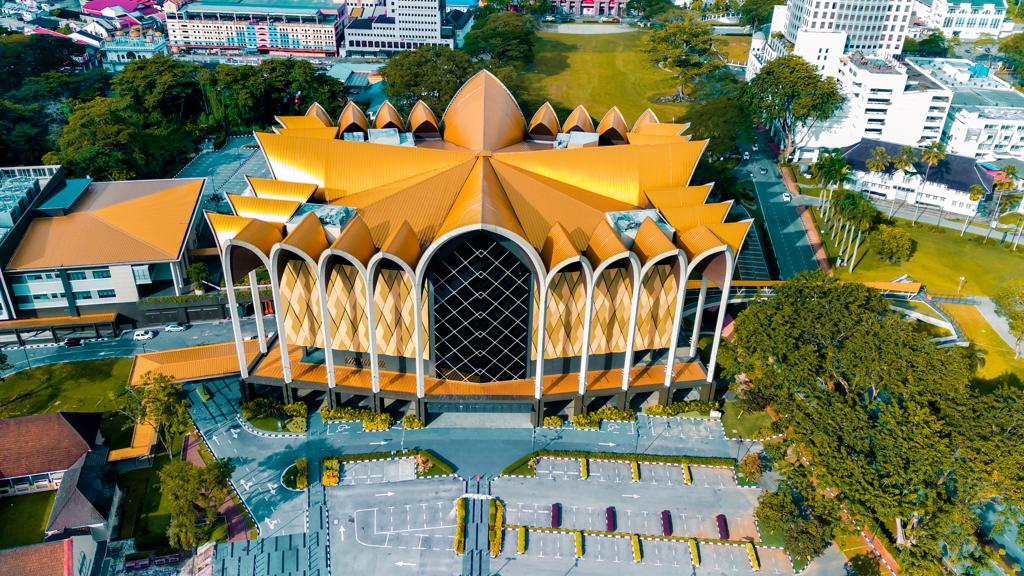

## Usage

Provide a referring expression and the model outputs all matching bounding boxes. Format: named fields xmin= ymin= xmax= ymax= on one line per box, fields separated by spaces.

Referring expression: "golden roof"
xmin=441 ymin=70 xmax=526 ymax=152
xmin=8 ymin=179 xmax=203 ymax=271
xmin=528 ymin=102 xmax=560 ymax=140
xmin=205 ymin=212 xmax=253 ymax=249
xmin=240 ymin=70 xmax=743 ymax=272
xmin=276 ymin=127 xmax=339 ymax=140
xmin=373 ymin=101 xmax=405 ymax=131
xmin=227 ymin=194 xmax=301 ymax=223
xmin=281 ymin=212 xmax=329 ymax=261
xmin=276 ymin=115 xmax=330 ymax=129
xmin=632 ymin=108 xmax=660 ymax=132
xmin=247 ymin=177 xmax=317 ymax=203
xmin=338 ymin=101 xmax=369 ymax=134
xmin=562 ymin=105 xmax=595 ymax=133
xmin=408 ymin=100 xmax=440 ymax=136
xmin=305 ymin=102 xmax=333 ymax=126
xmin=597 ymin=107 xmax=628 ymax=144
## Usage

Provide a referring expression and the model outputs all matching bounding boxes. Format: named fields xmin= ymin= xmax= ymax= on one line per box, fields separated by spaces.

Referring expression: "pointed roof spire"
xmin=380 ymin=220 xmax=422 ymax=268
xmin=597 ymin=106 xmax=628 ymax=145
xmin=373 ymin=101 xmax=405 ymax=131
xmin=338 ymin=101 xmax=369 ymax=134
xmin=632 ymin=108 xmax=659 ymax=132
xmin=408 ymin=100 xmax=440 ymax=137
xmin=541 ymin=222 xmax=579 ymax=270
xmin=562 ymin=105 xmax=595 ymax=133
xmin=528 ymin=102 xmax=560 ymax=141
xmin=305 ymin=102 xmax=333 ymax=126
xmin=437 ymin=156 xmax=525 ymax=239
xmin=441 ymin=70 xmax=527 ymax=152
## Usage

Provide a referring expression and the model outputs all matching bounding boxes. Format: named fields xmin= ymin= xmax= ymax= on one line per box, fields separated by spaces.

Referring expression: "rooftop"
xmin=907 ymin=57 xmax=1024 ymax=114
xmin=178 ymin=0 xmax=341 ymax=16
xmin=7 ymin=178 xmax=204 ymax=271
xmin=0 ymin=539 xmax=72 ymax=576
xmin=842 ymin=138 xmax=994 ymax=193
xmin=0 ymin=412 xmax=100 ymax=479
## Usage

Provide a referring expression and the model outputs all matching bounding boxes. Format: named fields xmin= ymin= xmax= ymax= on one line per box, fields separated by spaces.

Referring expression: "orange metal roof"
xmin=380 ymin=220 xmax=422 ymax=268
xmin=645 ymin=184 xmax=713 ymax=208
xmin=562 ymin=105 xmax=595 ymax=133
xmin=597 ymin=106 xmax=628 ymax=143
xmin=276 ymin=115 xmax=330 ymax=129
xmin=247 ymin=177 xmax=317 ymax=203
xmin=328 ymin=214 xmax=376 ymax=265
xmin=8 ymin=179 xmax=203 ymax=271
xmin=436 ymin=156 xmax=526 ymax=239
xmin=528 ymin=102 xmax=560 ymax=139
xmin=373 ymin=101 xmax=405 ymax=131
xmin=441 ymin=70 xmax=526 ymax=152
xmin=408 ymin=100 xmax=440 ymax=135
xmin=305 ymin=102 xmax=333 ymax=126
xmin=632 ymin=217 xmax=677 ymax=264
xmin=586 ymin=220 xmax=628 ymax=266
xmin=0 ymin=312 xmax=116 ymax=331
xmin=276 ymin=126 xmax=339 ymax=140
xmin=632 ymin=108 xmax=660 ymax=132
xmin=227 ymin=195 xmax=301 ymax=223
xmin=338 ymin=101 xmax=369 ymax=133
xmin=540 ymin=222 xmax=580 ymax=270
xmin=635 ymin=122 xmax=690 ymax=136
xmin=129 ymin=340 xmax=261 ymax=385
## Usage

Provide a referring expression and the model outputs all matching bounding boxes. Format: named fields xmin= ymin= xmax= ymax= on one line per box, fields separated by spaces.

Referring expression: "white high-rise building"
xmin=342 ymin=0 xmax=453 ymax=57
xmin=747 ymin=0 xmax=914 ymax=81
xmin=912 ymin=0 xmax=1008 ymax=41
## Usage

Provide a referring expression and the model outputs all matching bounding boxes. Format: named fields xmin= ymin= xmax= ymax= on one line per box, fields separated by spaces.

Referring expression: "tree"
xmin=137 ymin=371 xmax=191 ymax=457
xmin=986 ymin=164 xmax=1017 ymax=242
xmin=462 ymin=11 xmax=537 ymax=68
xmin=886 ymin=145 xmax=916 ymax=217
xmin=743 ymin=55 xmax=844 ymax=162
xmin=642 ymin=13 xmax=723 ymax=92
xmin=902 ymin=30 xmax=949 ymax=57
xmin=756 ymin=476 xmax=839 ymax=564
xmin=739 ymin=453 xmax=763 ymax=480
xmin=993 ymin=280 xmax=1024 ymax=358
xmin=381 ymin=46 xmax=478 ymax=114
xmin=737 ymin=0 xmax=784 ymax=27
xmin=112 ymin=56 xmax=205 ymax=126
xmin=681 ymin=73 xmax=751 ymax=157
xmin=186 ymin=262 xmax=208 ymax=292
xmin=625 ymin=0 xmax=675 ymax=20
xmin=999 ymin=32 xmax=1024 ymax=79
xmin=873 ymin=224 xmax=913 ymax=263
xmin=911 ymin=141 xmax=945 ymax=225
xmin=159 ymin=458 xmax=235 ymax=549
xmin=846 ymin=195 xmax=878 ymax=271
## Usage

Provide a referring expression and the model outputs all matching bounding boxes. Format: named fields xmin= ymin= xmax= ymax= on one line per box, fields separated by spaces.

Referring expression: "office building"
xmin=912 ymin=0 xmax=1008 ymax=40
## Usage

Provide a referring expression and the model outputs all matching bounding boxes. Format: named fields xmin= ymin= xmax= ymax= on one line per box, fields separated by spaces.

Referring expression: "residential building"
xmin=0 ymin=167 xmax=206 ymax=324
xmin=165 ymin=0 xmax=344 ymax=58
xmin=211 ymin=71 xmax=750 ymax=424
xmin=446 ymin=8 xmax=473 ymax=48
xmin=100 ymin=30 xmax=170 ymax=71
xmin=0 ymin=535 xmax=101 ymax=576
xmin=747 ymin=0 xmax=914 ymax=81
xmin=907 ymin=57 xmax=1024 ymax=161
xmin=549 ymin=0 xmax=622 ymax=16
xmin=793 ymin=53 xmax=952 ymax=159
xmin=0 ymin=412 xmax=101 ymax=497
xmin=912 ymin=0 xmax=1008 ymax=40
xmin=342 ymin=0 xmax=452 ymax=57
xmin=842 ymin=137 xmax=994 ymax=216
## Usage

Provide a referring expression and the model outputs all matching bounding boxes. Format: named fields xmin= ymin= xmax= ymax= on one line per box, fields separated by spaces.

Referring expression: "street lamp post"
xmin=957 ymin=275 xmax=966 ymax=297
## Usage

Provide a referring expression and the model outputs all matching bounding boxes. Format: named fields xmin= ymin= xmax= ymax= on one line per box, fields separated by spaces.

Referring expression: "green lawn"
xmin=810 ymin=210 xmax=1024 ymax=297
xmin=520 ymin=31 xmax=687 ymax=124
xmin=249 ymin=416 xmax=282 ymax=432
xmin=717 ymin=35 xmax=751 ymax=63
xmin=0 ymin=358 xmax=132 ymax=418
xmin=944 ymin=304 xmax=1024 ymax=382
xmin=721 ymin=400 xmax=773 ymax=439
xmin=0 ymin=492 xmax=55 ymax=549
xmin=117 ymin=451 xmax=177 ymax=549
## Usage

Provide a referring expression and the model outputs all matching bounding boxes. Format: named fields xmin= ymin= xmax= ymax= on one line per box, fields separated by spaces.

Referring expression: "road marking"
xmin=338 ymin=525 xmax=345 ymax=541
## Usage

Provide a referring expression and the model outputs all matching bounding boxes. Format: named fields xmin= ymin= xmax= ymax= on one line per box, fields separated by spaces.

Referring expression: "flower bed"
xmin=580 ymin=457 xmax=589 ymax=480
xmin=517 ymin=526 xmax=527 ymax=554
xmin=323 ymin=457 xmax=340 ymax=486
xmin=690 ymin=539 xmax=700 ymax=566
xmin=283 ymin=457 xmax=308 ymax=490
xmin=500 ymin=451 xmax=734 ymax=476
xmin=401 ymin=413 xmax=424 ymax=429
xmin=574 ymin=530 xmax=584 ymax=558
xmin=571 ymin=406 xmax=636 ymax=429
xmin=320 ymin=450 xmax=453 ymax=486
xmin=631 ymin=534 xmax=642 ymax=563
xmin=319 ymin=406 xmax=392 ymax=431
xmin=747 ymin=542 xmax=760 ymax=571
xmin=542 ymin=415 xmax=564 ymax=428
xmin=644 ymin=400 xmax=719 ymax=417
xmin=682 ymin=464 xmax=692 ymax=485
xmin=454 ymin=498 xmax=467 ymax=555
xmin=488 ymin=499 xmax=505 ymax=558
xmin=630 ymin=460 xmax=640 ymax=482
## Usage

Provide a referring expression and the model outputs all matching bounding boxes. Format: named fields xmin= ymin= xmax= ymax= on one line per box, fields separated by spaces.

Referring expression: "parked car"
xmin=606 ymin=506 xmax=616 ymax=532
xmin=133 ymin=330 xmax=155 ymax=341
xmin=752 ymin=143 xmax=759 ymax=151
xmin=742 ymin=151 xmax=750 ymax=160
xmin=551 ymin=503 xmax=561 ymax=528
xmin=716 ymin=514 xmax=729 ymax=540
xmin=61 ymin=337 xmax=83 ymax=348
xmin=782 ymin=192 xmax=793 ymax=202
xmin=661 ymin=510 xmax=672 ymax=536
xmin=759 ymin=167 xmax=768 ymax=175
xmin=164 ymin=323 xmax=187 ymax=332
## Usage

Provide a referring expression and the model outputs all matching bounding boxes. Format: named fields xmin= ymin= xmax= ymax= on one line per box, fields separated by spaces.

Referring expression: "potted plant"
xmin=186 ymin=262 xmax=208 ymax=295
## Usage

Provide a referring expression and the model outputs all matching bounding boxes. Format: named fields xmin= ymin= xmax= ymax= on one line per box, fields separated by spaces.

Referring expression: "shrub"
xmin=499 ymin=451 xmax=735 ymax=476
xmin=631 ymin=460 xmax=640 ymax=482
xmin=322 ymin=469 xmax=340 ymax=486
xmin=283 ymin=401 xmax=307 ymax=419
xmin=295 ymin=458 xmax=308 ymax=490
xmin=645 ymin=400 xmax=720 ymax=417
xmin=571 ymin=406 xmax=636 ymax=429
xmin=574 ymin=530 xmax=584 ymax=558
xmin=739 ymin=453 xmax=763 ymax=481
xmin=454 ymin=498 xmax=467 ymax=555
xmin=682 ymin=464 xmax=693 ymax=485
xmin=689 ymin=539 xmax=700 ymax=566
xmin=631 ymin=534 xmax=642 ymax=563
xmin=542 ymin=415 xmax=564 ymax=428
xmin=747 ymin=542 xmax=760 ymax=571
xmin=413 ymin=454 xmax=433 ymax=475
xmin=321 ymin=406 xmax=393 ymax=431
xmin=489 ymin=499 xmax=505 ymax=558
xmin=402 ymin=413 xmax=424 ymax=429
xmin=517 ymin=526 xmax=527 ymax=554
xmin=284 ymin=417 xmax=307 ymax=433
xmin=363 ymin=412 xmax=392 ymax=431
xmin=241 ymin=398 xmax=281 ymax=420
xmin=580 ymin=457 xmax=589 ymax=480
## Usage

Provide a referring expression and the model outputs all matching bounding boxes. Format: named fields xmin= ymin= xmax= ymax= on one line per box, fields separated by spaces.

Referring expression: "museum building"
xmin=208 ymin=71 xmax=751 ymax=422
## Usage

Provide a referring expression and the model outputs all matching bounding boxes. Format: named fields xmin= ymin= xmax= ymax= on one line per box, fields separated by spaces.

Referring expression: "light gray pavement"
xmin=327 ymin=477 xmax=464 ymax=576
xmin=175 ymin=135 xmax=272 ymax=197
xmin=976 ymin=297 xmax=1023 ymax=354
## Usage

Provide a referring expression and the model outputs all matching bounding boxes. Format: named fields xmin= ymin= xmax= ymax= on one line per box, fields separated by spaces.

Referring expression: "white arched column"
xmin=579 ymin=253 xmax=640 ymax=394
xmin=688 ymin=277 xmax=709 ymax=358
xmin=316 ymin=250 xmax=372 ymax=390
xmin=223 ymin=241 xmax=274 ymax=379
xmin=269 ymin=244 xmax=325 ymax=385
xmin=248 ymin=270 xmax=267 ymax=353
xmin=535 ymin=258 xmax=593 ymax=400
xmin=704 ymin=251 xmax=735 ymax=383
xmin=367 ymin=253 xmax=418 ymax=395
xmin=623 ymin=251 xmax=687 ymax=389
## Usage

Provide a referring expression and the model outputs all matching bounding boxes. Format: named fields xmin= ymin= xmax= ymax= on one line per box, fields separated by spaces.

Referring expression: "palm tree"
xmin=864 ymin=146 xmax=890 ymax=220
xmin=962 ymin=184 xmax=988 ymax=237
xmin=912 ymin=141 xmax=946 ymax=225
xmin=888 ymin=146 xmax=917 ymax=218
xmin=848 ymin=196 xmax=879 ymax=272
xmin=986 ymin=164 xmax=1017 ymax=243
xmin=824 ymin=157 xmax=852 ymax=227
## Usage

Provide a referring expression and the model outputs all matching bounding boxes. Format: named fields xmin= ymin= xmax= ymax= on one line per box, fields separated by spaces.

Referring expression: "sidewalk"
xmin=976 ymin=297 xmax=1022 ymax=354
xmin=797 ymin=205 xmax=832 ymax=275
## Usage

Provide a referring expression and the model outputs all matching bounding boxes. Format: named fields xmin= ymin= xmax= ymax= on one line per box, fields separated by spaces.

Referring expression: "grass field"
xmin=717 ymin=35 xmax=751 ymax=63
xmin=944 ymin=304 xmax=1024 ymax=382
xmin=521 ymin=31 xmax=688 ymax=123
xmin=0 ymin=358 xmax=132 ymax=418
xmin=118 ymin=449 xmax=178 ymax=550
xmin=721 ymin=400 xmax=773 ymax=439
xmin=0 ymin=492 xmax=55 ymax=548
xmin=810 ymin=210 xmax=1024 ymax=297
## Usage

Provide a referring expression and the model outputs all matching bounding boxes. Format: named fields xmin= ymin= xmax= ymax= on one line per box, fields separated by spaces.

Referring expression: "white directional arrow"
xmin=338 ymin=526 xmax=345 ymax=541
xmin=369 ymin=440 xmax=388 ymax=446
xmin=621 ymin=494 xmax=641 ymax=499
xmin=375 ymin=491 xmax=396 ymax=497
xmin=598 ymin=442 xmax=617 ymax=447
xmin=394 ymin=561 xmax=417 ymax=567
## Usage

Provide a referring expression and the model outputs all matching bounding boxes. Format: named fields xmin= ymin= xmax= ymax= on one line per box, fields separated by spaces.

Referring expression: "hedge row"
xmin=489 ymin=499 xmax=505 ymax=558
xmin=644 ymin=400 xmax=719 ymax=417
xmin=319 ymin=406 xmax=392 ymax=431
xmin=454 ymin=498 xmax=467 ymax=555
xmin=501 ymin=451 xmax=735 ymax=475
xmin=517 ymin=525 xmax=527 ymax=554
xmin=321 ymin=449 xmax=453 ymax=485
xmin=631 ymin=534 xmax=642 ymax=563
xmin=571 ymin=406 xmax=636 ymax=429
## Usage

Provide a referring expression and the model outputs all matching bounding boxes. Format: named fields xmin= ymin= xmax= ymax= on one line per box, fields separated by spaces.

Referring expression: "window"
xmin=72 ymin=291 xmax=93 ymax=300
xmin=91 ymin=270 xmax=112 ymax=279
xmin=68 ymin=272 xmax=87 ymax=281
xmin=97 ymin=289 xmax=116 ymax=298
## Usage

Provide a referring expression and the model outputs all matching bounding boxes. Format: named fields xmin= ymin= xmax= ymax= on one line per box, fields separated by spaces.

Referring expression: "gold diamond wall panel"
xmin=279 ymin=260 xmax=323 ymax=348
xmin=545 ymin=270 xmax=586 ymax=359
xmin=635 ymin=263 xmax=678 ymax=351
xmin=373 ymin=268 xmax=418 ymax=358
xmin=589 ymin=267 xmax=632 ymax=355
xmin=531 ymin=287 xmax=539 ymax=360
xmin=326 ymin=264 xmax=369 ymax=353
xmin=421 ymin=284 xmax=429 ymax=360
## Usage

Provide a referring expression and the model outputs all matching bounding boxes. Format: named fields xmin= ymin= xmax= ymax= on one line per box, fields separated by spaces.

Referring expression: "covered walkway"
xmin=129 ymin=340 xmax=263 ymax=385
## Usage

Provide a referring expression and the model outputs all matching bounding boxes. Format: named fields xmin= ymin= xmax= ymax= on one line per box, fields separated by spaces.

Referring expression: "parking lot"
xmin=498 ymin=460 xmax=760 ymax=540
xmin=327 ymin=477 xmax=463 ymax=576
xmin=340 ymin=458 xmax=417 ymax=486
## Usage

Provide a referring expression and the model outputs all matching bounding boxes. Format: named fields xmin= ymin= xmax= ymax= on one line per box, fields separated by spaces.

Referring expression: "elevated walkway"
xmin=129 ymin=340 xmax=262 ymax=385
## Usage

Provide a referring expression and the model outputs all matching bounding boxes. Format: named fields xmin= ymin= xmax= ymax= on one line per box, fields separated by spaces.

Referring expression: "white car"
xmin=164 ymin=323 xmax=187 ymax=332
xmin=742 ymin=152 xmax=750 ymax=160
xmin=133 ymin=330 xmax=155 ymax=341
xmin=782 ymin=192 xmax=793 ymax=202
xmin=752 ymin=143 xmax=759 ymax=151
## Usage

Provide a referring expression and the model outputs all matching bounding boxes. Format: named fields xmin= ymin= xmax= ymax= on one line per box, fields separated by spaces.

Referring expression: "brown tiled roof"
xmin=0 ymin=539 xmax=70 ymax=576
xmin=0 ymin=413 xmax=99 ymax=479
xmin=7 ymin=179 xmax=203 ymax=271
xmin=129 ymin=340 xmax=262 ymax=385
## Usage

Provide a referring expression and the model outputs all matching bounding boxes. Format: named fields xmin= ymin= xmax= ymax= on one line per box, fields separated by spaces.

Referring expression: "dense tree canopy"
xmin=681 ymin=70 xmax=751 ymax=157
xmin=737 ymin=0 xmax=785 ymax=27
xmin=1000 ymin=32 xmax=1024 ymax=80
xmin=642 ymin=13 xmax=723 ymax=92
xmin=463 ymin=11 xmax=538 ymax=68
xmin=743 ymin=55 xmax=843 ymax=161
xmin=381 ymin=46 xmax=479 ymax=114
xmin=159 ymin=458 xmax=234 ymax=550
xmin=902 ymin=31 xmax=950 ymax=57
xmin=722 ymin=274 xmax=1024 ymax=574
